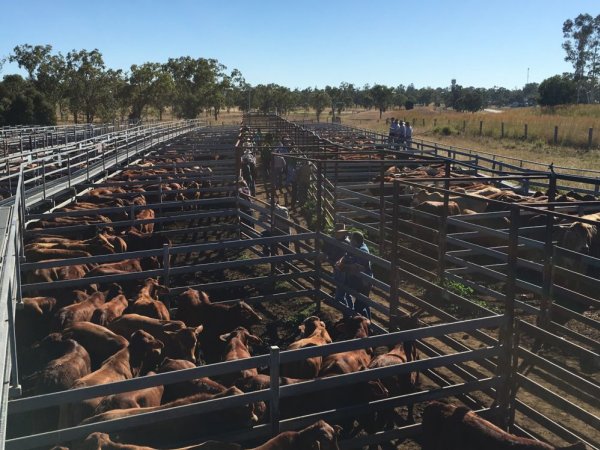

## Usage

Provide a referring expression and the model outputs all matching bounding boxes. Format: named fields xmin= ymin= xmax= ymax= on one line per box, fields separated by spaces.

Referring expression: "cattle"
xmin=26 ymin=261 xmax=92 ymax=286
xmin=13 ymin=334 xmax=91 ymax=436
xmin=79 ymin=388 xmax=258 ymax=447
xmin=122 ymin=227 xmax=171 ymax=253
xmin=174 ymin=295 xmax=262 ymax=363
xmin=26 ymin=233 xmax=120 ymax=256
xmin=22 ymin=333 xmax=91 ymax=396
xmin=107 ymin=314 xmax=200 ymax=363
xmin=26 ymin=214 xmax=113 ymax=231
xmin=136 ymin=208 xmax=156 ymax=234
xmin=93 ymin=378 xmax=164 ymax=415
xmin=61 ymin=322 xmax=129 ymax=370
xmin=368 ymin=341 xmax=419 ymax=423
xmin=246 ymin=420 xmax=342 ymax=450
xmin=58 ymin=330 xmax=164 ymax=427
xmin=130 ymin=278 xmax=171 ymax=320
xmin=91 ymin=294 xmax=129 ymax=326
xmin=218 ymin=327 xmax=263 ymax=386
xmin=412 ymin=189 xmax=488 ymax=213
xmin=421 ymin=401 xmax=587 ymax=450
xmin=24 ymin=247 xmax=93 ymax=263
xmin=320 ymin=316 xmax=372 ymax=377
xmin=157 ymin=358 xmax=227 ymax=403
xmin=559 ymin=213 xmax=600 ymax=266
xmin=16 ymin=296 xmax=57 ymax=358
xmin=77 ymin=432 xmax=241 ymax=449
xmin=281 ymin=316 xmax=332 ymax=379
xmin=52 ymin=291 xmax=106 ymax=331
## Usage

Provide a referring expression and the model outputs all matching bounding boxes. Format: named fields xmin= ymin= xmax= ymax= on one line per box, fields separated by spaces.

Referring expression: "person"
xmin=397 ymin=120 xmax=406 ymax=151
xmin=320 ymin=223 xmax=351 ymax=308
xmin=405 ymin=121 xmax=413 ymax=150
xmin=253 ymin=128 xmax=263 ymax=149
xmin=338 ymin=231 xmax=373 ymax=319
xmin=241 ymin=148 xmax=257 ymax=196
xmin=285 ymin=145 xmax=298 ymax=206
xmin=388 ymin=118 xmax=397 ymax=145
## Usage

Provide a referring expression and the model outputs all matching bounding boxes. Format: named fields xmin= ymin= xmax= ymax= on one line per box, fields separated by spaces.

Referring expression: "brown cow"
xmin=122 ymin=227 xmax=171 ymax=253
xmin=174 ymin=297 xmax=262 ymax=363
xmin=52 ymin=292 xmax=106 ymax=331
xmin=79 ymin=388 xmax=258 ymax=447
xmin=24 ymin=247 xmax=93 ymax=262
xmin=281 ymin=316 xmax=332 ymax=379
xmin=62 ymin=322 xmax=129 ymax=370
xmin=58 ymin=330 xmax=164 ymax=427
xmin=93 ymin=377 xmax=164 ymax=415
xmin=130 ymin=278 xmax=171 ymax=320
xmin=218 ymin=327 xmax=263 ymax=386
xmin=26 ymin=233 xmax=119 ymax=256
xmin=77 ymin=432 xmax=241 ymax=450
xmin=107 ymin=314 xmax=200 ymax=363
xmin=157 ymin=358 xmax=227 ymax=403
xmin=421 ymin=401 xmax=587 ymax=450
xmin=26 ymin=261 xmax=92 ymax=286
xmin=247 ymin=420 xmax=342 ymax=450
xmin=135 ymin=208 xmax=156 ymax=234
xmin=91 ymin=294 xmax=129 ymax=326
xmin=319 ymin=316 xmax=372 ymax=377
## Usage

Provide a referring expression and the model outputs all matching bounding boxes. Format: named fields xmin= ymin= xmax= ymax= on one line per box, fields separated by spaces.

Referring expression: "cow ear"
xmin=219 ymin=332 xmax=231 ymax=342
xmin=298 ymin=324 xmax=305 ymax=334
xmin=194 ymin=325 xmax=204 ymax=336
xmin=334 ymin=424 xmax=343 ymax=435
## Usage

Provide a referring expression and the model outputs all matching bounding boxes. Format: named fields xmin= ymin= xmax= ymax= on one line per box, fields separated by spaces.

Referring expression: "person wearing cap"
xmin=241 ymin=149 xmax=257 ymax=196
xmin=388 ymin=118 xmax=398 ymax=145
xmin=238 ymin=179 xmax=254 ymax=230
xmin=397 ymin=120 xmax=406 ymax=151
xmin=321 ymin=224 xmax=352 ymax=308
xmin=404 ymin=121 xmax=413 ymax=150
xmin=338 ymin=231 xmax=373 ymax=319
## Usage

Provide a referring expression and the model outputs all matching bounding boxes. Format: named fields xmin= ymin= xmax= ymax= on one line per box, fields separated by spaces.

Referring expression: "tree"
xmin=538 ymin=74 xmax=577 ymax=106
xmin=310 ymin=90 xmax=331 ymax=122
xmin=461 ymin=88 xmax=484 ymax=112
xmin=65 ymin=49 xmax=109 ymax=123
xmin=562 ymin=14 xmax=600 ymax=102
xmin=370 ymin=84 xmax=393 ymax=118
xmin=0 ymin=74 xmax=55 ymax=126
xmin=9 ymin=44 xmax=52 ymax=79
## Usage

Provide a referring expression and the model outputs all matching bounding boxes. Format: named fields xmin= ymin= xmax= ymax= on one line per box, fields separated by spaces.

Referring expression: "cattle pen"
xmin=0 ymin=114 xmax=596 ymax=450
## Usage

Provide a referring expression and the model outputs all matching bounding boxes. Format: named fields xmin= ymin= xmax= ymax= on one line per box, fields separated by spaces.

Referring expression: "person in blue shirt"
xmin=321 ymin=223 xmax=351 ymax=308
xmin=339 ymin=231 xmax=373 ymax=319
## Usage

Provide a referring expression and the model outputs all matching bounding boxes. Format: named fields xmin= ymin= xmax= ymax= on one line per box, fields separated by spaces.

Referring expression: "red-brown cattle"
xmin=174 ymin=295 xmax=262 ymax=363
xmin=422 ymin=401 xmax=587 ymax=450
xmin=281 ymin=316 xmax=332 ymax=379
xmin=78 ymin=432 xmax=241 ymax=450
xmin=247 ymin=420 xmax=342 ymax=450
xmin=90 ymin=294 xmax=129 ymax=326
xmin=136 ymin=208 xmax=155 ymax=234
xmin=26 ymin=261 xmax=91 ymax=286
xmin=319 ymin=316 xmax=372 ymax=377
xmin=61 ymin=322 xmax=129 ymax=370
xmin=218 ymin=327 xmax=263 ymax=386
xmin=157 ymin=358 xmax=227 ymax=403
xmin=93 ymin=377 xmax=164 ymax=415
xmin=58 ymin=330 xmax=164 ymax=427
xmin=122 ymin=227 xmax=171 ymax=253
xmin=130 ymin=278 xmax=170 ymax=320
xmin=52 ymin=292 xmax=106 ymax=331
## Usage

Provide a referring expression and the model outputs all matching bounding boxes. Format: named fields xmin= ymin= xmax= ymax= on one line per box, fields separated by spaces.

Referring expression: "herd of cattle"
xmin=8 ymin=133 xmax=591 ymax=450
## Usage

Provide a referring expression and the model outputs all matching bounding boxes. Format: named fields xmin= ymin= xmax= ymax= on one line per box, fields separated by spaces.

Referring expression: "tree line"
xmin=0 ymin=14 xmax=597 ymax=126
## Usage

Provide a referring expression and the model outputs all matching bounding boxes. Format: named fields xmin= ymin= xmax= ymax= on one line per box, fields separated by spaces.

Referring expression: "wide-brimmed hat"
xmin=333 ymin=223 xmax=348 ymax=237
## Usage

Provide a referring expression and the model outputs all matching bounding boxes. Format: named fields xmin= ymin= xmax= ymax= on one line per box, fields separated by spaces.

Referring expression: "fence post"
xmin=315 ymin=161 xmax=323 ymax=312
xmin=497 ymin=205 xmax=519 ymax=430
xmin=7 ymin=282 xmax=22 ymax=398
xmin=378 ymin=155 xmax=386 ymax=257
xmin=437 ymin=161 xmax=451 ymax=284
xmin=554 ymin=126 xmax=558 ymax=144
xmin=42 ymin=159 xmax=47 ymax=200
xmin=67 ymin=155 xmax=71 ymax=189
xmin=479 ymin=120 xmax=483 ymax=136
xmin=269 ymin=346 xmax=281 ymax=435
xmin=501 ymin=122 xmax=505 ymax=138
xmin=434 ymin=118 xmax=437 ymax=127
xmin=589 ymin=128 xmax=594 ymax=149
xmin=524 ymin=124 xmax=528 ymax=140
xmin=540 ymin=174 xmax=556 ymax=329
xmin=389 ymin=179 xmax=400 ymax=330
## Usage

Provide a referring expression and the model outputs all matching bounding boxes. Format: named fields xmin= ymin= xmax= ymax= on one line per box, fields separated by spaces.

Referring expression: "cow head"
xmin=300 ymin=420 xmax=343 ymax=450
xmin=333 ymin=316 xmax=371 ymax=340
xmin=411 ymin=189 xmax=429 ymax=206
xmin=219 ymin=327 xmax=263 ymax=347
xmin=561 ymin=221 xmax=596 ymax=255
xmin=165 ymin=326 xmax=204 ymax=364
xmin=144 ymin=278 xmax=170 ymax=298
xmin=89 ymin=233 xmax=116 ymax=254
xmin=128 ymin=330 xmax=164 ymax=375
xmin=298 ymin=316 xmax=328 ymax=339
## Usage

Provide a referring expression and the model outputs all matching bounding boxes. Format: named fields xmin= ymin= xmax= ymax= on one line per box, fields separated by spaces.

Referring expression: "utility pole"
xmin=526 ymin=67 xmax=529 ymax=85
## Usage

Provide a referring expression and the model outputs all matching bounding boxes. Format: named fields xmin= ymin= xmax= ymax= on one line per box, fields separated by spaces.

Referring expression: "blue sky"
xmin=1 ymin=0 xmax=597 ymax=89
